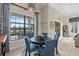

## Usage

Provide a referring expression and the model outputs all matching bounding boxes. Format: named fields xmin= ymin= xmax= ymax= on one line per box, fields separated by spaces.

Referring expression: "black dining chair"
xmin=39 ymin=40 xmax=54 ymax=56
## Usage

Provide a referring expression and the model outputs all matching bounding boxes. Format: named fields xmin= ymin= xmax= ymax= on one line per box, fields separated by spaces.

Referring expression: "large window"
xmin=10 ymin=13 xmax=35 ymax=40
xmin=25 ymin=17 xmax=35 ymax=33
xmin=71 ymin=22 xmax=79 ymax=33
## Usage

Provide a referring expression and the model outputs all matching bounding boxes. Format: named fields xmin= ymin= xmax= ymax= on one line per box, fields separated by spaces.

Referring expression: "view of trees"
xmin=10 ymin=13 xmax=35 ymax=40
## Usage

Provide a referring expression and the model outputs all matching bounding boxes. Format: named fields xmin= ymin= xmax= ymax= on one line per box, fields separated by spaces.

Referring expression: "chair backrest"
xmin=43 ymin=40 xmax=54 ymax=56
xmin=26 ymin=32 xmax=34 ymax=39
xmin=53 ymin=32 xmax=60 ymax=48
xmin=42 ymin=33 xmax=50 ymax=41
xmin=42 ymin=33 xmax=48 ymax=37
xmin=25 ymin=38 xmax=30 ymax=52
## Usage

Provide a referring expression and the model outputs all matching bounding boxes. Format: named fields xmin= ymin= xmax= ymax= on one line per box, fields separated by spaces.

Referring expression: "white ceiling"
xmin=51 ymin=3 xmax=79 ymax=17
xmin=36 ymin=3 xmax=48 ymax=8
xmin=15 ymin=3 xmax=79 ymax=17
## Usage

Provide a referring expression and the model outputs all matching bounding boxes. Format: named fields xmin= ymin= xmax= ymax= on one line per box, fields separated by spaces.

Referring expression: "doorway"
xmin=55 ymin=21 xmax=60 ymax=34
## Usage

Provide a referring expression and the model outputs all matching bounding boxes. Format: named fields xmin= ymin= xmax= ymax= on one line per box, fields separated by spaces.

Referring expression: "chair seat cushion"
xmin=30 ymin=43 xmax=37 ymax=52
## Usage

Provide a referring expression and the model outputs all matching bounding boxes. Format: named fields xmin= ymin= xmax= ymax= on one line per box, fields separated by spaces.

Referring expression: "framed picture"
xmin=63 ymin=25 xmax=68 ymax=37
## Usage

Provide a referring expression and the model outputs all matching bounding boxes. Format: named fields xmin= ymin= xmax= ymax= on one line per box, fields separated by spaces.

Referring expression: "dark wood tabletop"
xmin=30 ymin=36 xmax=45 ymax=45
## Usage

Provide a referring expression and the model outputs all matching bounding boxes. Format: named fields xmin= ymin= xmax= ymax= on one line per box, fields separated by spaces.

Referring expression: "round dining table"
xmin=30 ymin=36 xmax=52 ymax=46
xmin=30 ymin=37 xmax=45 ymax=46
xmin=30 ymin=36 xmax=52 ymax=56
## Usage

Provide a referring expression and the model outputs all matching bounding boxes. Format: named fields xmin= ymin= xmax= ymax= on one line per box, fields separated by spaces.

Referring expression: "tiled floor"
xmin=6 ymin=46 xmax=25 ymax=56
xmin=5 ymin=39 xmax=40 ymax=56
xmin=9 ymin=39 xmax=25 ymax=50
xmin=6 ymin=39 xmax=26 ymax=56
xmin=5 ymin=37 xmax=79 ymax=56
xmin=61 ymin=37 xmax=79 ymax=56
xmin=5 ymin=46 xmax=59 ymax=56
xmin=5 ymin=39 xmax=60 ymax=56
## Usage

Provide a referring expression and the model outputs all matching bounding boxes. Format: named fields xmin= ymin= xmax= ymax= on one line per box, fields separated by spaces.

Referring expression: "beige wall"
xmin=40 ymin=4 xmax=48 ymax=33
xmin=40 ymin=3 xmax=69 ymax=38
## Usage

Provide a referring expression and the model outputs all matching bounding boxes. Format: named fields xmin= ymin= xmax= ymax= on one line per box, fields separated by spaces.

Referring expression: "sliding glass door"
xmin=10 ymin=13 xmax=24 ymax=40
xmin=10 ymin=13 xmax=35 ymax=40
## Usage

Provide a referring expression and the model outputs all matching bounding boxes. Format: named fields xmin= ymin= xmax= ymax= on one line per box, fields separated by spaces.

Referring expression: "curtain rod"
xmin=11 ymin=3 xmax=28 ymax=10
xmin=11 ymin=3 xmax=39 ymax=14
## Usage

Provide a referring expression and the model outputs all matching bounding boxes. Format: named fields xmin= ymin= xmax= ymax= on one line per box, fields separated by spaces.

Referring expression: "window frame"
xmin=9 ymin=12 xmax=35 ymax=41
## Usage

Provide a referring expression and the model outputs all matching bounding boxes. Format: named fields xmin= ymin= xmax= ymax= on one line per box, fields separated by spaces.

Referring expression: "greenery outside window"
xmin=10 ymin=13 xmax=35 ymax=40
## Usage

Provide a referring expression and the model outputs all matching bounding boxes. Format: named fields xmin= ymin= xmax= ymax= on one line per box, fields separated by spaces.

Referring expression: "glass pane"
xmin=10 ymin=16 xmax=16 ymax=22
xmin=10 ymin=15 xmax=16 ymax=19
xmin=25 ymin=25 xmax=29 ymax=28
xmin=25 ymin=18 xmax=29 ymax=24
xmin=71 ymin=22 xmax=78 ymax=33
xmin=31 ymin=24 xmax=34 ymax=32
xmin=20 ymin=19 xmax=24 ymax=23
xmin=16 ymin=16 xmax=24 ymax=23
xmin=16 ymin=24 xmax=24 ymax=28
xmin=11 ymin=23 xmax=16 ymax=29
xmin=75 ymin=22 xmax=77 ymax=33
xmin=10 ymin=29 xmax=16 ymax=35
xmin=16 ymin=16 xmax=20 ymax=23
xmin=10 ymin=35 xmax=16 ymax=40
xmin=15 ymin=24 xmax=24 ymax=34
xmin=30 ymin=18 xmax=34 ymax=24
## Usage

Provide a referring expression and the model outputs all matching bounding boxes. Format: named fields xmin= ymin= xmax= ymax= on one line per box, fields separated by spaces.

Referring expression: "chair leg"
xmin=25 ymin=50 xmax=27 ymax=56
xmin=29 ymin=52 xmax=30 ymax=56
xmin=56 ymin=48 xmax=58 ymax=55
